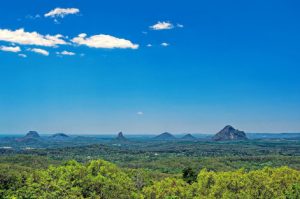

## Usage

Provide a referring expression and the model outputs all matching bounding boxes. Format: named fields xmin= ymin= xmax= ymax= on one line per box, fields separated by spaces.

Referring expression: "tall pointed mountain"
xmin=115 ymin=132 xmax=127 ymax=141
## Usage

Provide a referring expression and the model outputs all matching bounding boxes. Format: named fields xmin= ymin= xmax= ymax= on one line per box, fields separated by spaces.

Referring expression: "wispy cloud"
xmin=0 ymin=28 xmax=67 ymax=47
xmin=177 ymin=23 xmax=184 ymax=28
xmin=72 ymin=33 xmax=139 ymax=49
xmin=150 ymin=21 xmax=174 ymax=30
xmin=45 ymin=8 xmax=80 ymax=18
xmin=18 ymin=54 xmax=27 ymax=58
xmin=0 ymin=45 xmax=21 ymax=53
xmin=56 ymin=50 xmax=76 ymax=56
xmin=28 ymin=48 xmax=49 ymax=56
xmin=137 ymin=111 xmax=144 ymax=115
xmin=26 ymin=14 xmax=41 ymax=20
xmin=147 ymin=44 xmax=152 ymax=47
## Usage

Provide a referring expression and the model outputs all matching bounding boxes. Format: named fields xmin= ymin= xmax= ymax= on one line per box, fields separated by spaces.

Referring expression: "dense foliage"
xmin=1 ymin=160 xmax=299 ymax=199
xmin=1 ymin=160 xmax=140 ymax=199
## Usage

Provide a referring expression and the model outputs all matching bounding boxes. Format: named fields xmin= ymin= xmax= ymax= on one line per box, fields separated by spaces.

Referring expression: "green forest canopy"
xmin=1 ymin=159 xmax=299 ymax=199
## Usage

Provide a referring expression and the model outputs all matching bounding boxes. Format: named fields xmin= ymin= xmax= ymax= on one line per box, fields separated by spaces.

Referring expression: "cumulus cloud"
xmin=0 ymin=28 xmax=67 ymax=47
xmin=56 ymin=50 xmax=76 ymax=56
xmin=150 ymin=21 xmax=174 ymax=30
xmin=161 ymin=42 xmax=169 ymax=47
xmin=72 ymin=33 xmax=139 ymax=49
xmin=28 ymin=48 xmax=49 ymax=56
xmin=0 ymin=45 xmax=21 ymax=53
xmin=45 ymin=8 xmax=80 ymax=18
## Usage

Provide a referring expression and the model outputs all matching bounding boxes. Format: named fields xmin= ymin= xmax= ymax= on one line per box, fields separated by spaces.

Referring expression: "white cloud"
xmin=45 ymin=8 xmax=80 ymax=18
xmin=150 ymin=21 xmax=174 ymax=30
xmin=147 ymin=44 xmax=152 ymax=47
xmin=0 ymin=45 xmax=21 ymax=53
xmin=53 ymin=19 xmax=61 ymax=24
xmin=0 ymin=28 xmax=67 ymax=47
xmin=18 ymin=54 xmax=27 ymax=58
xmin=161 ymin=42 xmax=169 ymax=47
xmin=177 ymin=23 xmax=184 ymax=28
xmin=137 ymin=111 xmax=144 ymax=115
xmin=56 ymin=50 xmax=75 ymax=56
xmin=72 ymin=33 xmax=139 ymax=49
xmin=28 ymin=48 xmax=49 ymax=56
xmin=78 ymin=33 xmax=87 ymax=38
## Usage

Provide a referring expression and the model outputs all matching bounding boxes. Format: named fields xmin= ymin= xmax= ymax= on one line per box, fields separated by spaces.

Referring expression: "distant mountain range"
xmin=153 ymin=126 xmax=248 ymax=141
xmin=15 ymin=131 xmax=70 ymax=143
xmin=1 ymin=127 xmax=300 ymax=150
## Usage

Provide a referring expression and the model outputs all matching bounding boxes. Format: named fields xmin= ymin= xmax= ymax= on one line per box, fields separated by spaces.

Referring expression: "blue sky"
xmin=0 ymin=0 xmax=300 ymax=134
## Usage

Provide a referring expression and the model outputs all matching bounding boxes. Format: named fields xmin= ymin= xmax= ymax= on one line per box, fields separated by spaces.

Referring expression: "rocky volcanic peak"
xmin=116 ymin=132 xmax=127 ymax=141
xmin=154 ymin=132 xmax=176 ymax=140
xmin=213 ymin=125 xmax=248 ymax=141
xmin=181 ymin=133 xmax=196 ymax=140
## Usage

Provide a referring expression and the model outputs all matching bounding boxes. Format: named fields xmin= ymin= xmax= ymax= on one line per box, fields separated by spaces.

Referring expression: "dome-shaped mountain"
xmin=213 ymin=125 xmax=248 ymax=141
xmin=181 ymin=133 xmax=196 ymax=140
xmin=50 ymin=133 xmax=69 ymax=140
xmin=154 ymin=132 xmax=176 ymax=140
xmin=16 ymin=131 xmax=40 ymax=142
xmin=25 ymin=131 xmax=40 ymax=138
xmin=115 ymin=132 xmax=127 ymax=141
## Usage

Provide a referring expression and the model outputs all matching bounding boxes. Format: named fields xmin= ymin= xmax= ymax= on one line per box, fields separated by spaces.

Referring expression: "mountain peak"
xmin=213 ymin=125 xmax=248 ymax=141
xmin=223 ymin=125 xmax=236 ymax=131
xmin=154 ymin=132 xmax=176 ymax=140
xmin=16 ymin=131 xmax=40 ymax=143
xmin=116 ymin=132 xmax=127 ymax=141
xmin=25 ymin=131 xmax=40 ymax=138
xmin=181 ymin=133 xmax=196 ymax=140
